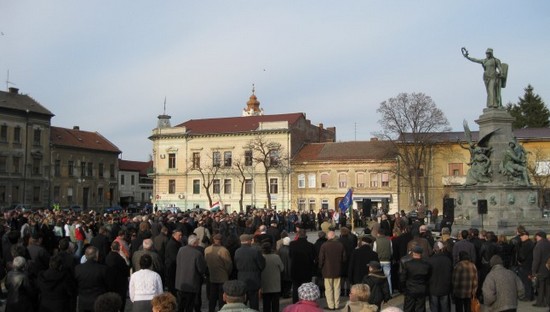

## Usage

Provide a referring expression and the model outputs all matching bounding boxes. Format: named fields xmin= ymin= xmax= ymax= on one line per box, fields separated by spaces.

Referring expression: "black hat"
xmin=412 ymin=245 xmax=424 ymax=254
xmin=368 ymin=261 xmax=382 ymax=271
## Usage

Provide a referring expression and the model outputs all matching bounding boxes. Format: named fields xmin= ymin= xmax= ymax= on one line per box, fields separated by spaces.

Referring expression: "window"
xmin=53 ymin=186 xmax=60 ymax=201
xmin=168 ymin=179 xmax=176 ymax=194
xmin=193 ymin=180 xmax=201 ymax=194
xmin=32 ymin=157 xmax=41 ymax=175
xmin=110 ymin=164 xmax=115 ymax=178
xmin=1 ymin=185 xmax=7 ymax=203
xmin=11 ymin=185 xmax=19 ymax=203
xmin=0 ymin=156 xmax=6 ymax=173
xmin=98 ymin=163 xmax=104 ymax=178
xmin=33 ymin=186 xmax=40 ymax=202
xmin=370 ymin=173 xmax=379 ymax=188
xmin=382 ymin=172 xmax=390 ymax=187
xmin=98 ymin=187 xmax=104 ymax=201
xmin=54 ymin=160 xmax=61 ymax=177
xmin=12 ymin=156 xmax=20 ymax=174
xmin=121 ymin=175 xmax=125 ymax=185
xmin=224 ymin=179 xmax=232 ymax=194
xmin=13 ymin=127 xmax=21 ymax=143
xmin=309 ymin=198 xmax=316 ymax=211
xmin=213 ymin=179 xmax=221 ymax=194
xmin=269 ymin=150 xmax=280 ymax=166
xmin=322 ymin=199 xmax=329 ymax=210
xmin=213 ymin=151 xmax=221 ymax=167
xmin=33 ymin=128 xmax=41 ymax=145
xmin=68 ymin=161 xmax=74 ymax=177
xmin=0 ymin=125 xmax=7 ymax=142
xmin=192 ymin=152 xmax=200 ymax=169
xmin=298 ymin=198 xmax=306 ymax=211
xmin=308 ymin=174 xmax=316 ymax=188
xmin=338 ymin=173 xmax=347 ymax=188
xmin=356 ymin=172 xmax=365 ymax=188
xmin=168 ymin=153 xmax=176 ymax=169
xmin=131 ymin=175 xmax=135 ymax=185
xmin=298 ymin=174 xmax=306 ymax=188
xmin=245 ymin=179 xmax=253 ymax=194
xmin=80 ymin=162 xmax=86 ymax=177
xmin=224 ymin=151 xmax=232 ymax=167
xmin=321 ymin=173 xmax=329 ymax=188
xmin=448 ymin=163 xmax=463 ymax=176
xmin=87 ymin=162 xmax=93 ymax=177
xmin=245 ymin=150 xmax=253 ymax=166
xmin=270 ymin=178 xmax=278 ymax=194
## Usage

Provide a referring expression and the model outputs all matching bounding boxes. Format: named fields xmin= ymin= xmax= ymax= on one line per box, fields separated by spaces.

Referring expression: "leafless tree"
xmin=526 ymin=146 xmax=550 ymax=208
xmin=189 ymin=151 xmax=223 ymax=208
xmin=376 ymin=92 xmax=450 ymax=207
xmin=246 ymin=135 xmax=289 ymax=210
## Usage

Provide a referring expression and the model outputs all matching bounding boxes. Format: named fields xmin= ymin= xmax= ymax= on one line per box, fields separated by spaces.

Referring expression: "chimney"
xmin=73 ymin=126 xmax=80 ymax=130
xmin=8 ymin=87 xmax=19 ymax=94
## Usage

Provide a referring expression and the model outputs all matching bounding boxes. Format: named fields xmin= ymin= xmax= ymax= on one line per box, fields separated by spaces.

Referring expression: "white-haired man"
xmin=175 ymin=235 xmax=206 ymax=312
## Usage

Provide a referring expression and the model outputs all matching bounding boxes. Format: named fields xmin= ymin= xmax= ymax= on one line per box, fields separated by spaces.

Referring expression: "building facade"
xmin=119 ymin=159 xmax=153 ymax=208
xmin=50 ymin=126 xmax=121 ymax=210
xmin=291 ymin=140 xmax=399 ymax=213
xmin=0 ymin=88 xmax=54 ymax=209
xmin=149 ymin=92 xmax=335 ymax=212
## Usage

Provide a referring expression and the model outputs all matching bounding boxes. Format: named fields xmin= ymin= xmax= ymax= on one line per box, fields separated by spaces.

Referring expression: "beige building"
xmin=50 ymin=126 xmax=121 ymax=210
xmin=149 ymin=91 xmax=335 ymax=212
xmin=0 ymin=87 xmax=54 ymax=208
xmin=291 ymin=140 xmax=399 ymax=213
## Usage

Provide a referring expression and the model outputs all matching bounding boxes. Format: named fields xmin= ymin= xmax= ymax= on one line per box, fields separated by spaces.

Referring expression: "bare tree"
xmin=246 ymin=135 xmax=289 ymax=210
xmin=189 ymin=151 xmax=223 ymax=208
xmin=376 ymin=92 xmax=450 ymax=207
xmin=233 ymin=158 xmax=253 ymax=212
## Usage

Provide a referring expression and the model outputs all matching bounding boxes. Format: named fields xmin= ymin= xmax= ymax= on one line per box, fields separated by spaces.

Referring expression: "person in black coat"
xmin=234 ymin=234 xmax=266 ymax=310
xmin=400 ymin=245 xmax=431 ymax=312
xmin=348 ymin=236 xmax=380 ymax=285
xmin=426 ymin=242 xmax=452 ymax=312
xmin=313 ymin=231 xmax=328 ymax=295
xmin=5 ymin=256 xmax=37 ymax=312
xmin=288 ymin=229 xmax=316 ymax=303
xmin=90 ymin=226 xmax=111 ymax=263
xmin=105 ymin=241 xmax=130 ymax=312
xmin=37 ymin=254 xmax=75 ymax=312
xmin=362 ymin=261 xmax=391 ymax=312
xmin=164 ymin=229 xmax=184 ymax=295
xmin=74 ymin=246 xmax=112 ymax=312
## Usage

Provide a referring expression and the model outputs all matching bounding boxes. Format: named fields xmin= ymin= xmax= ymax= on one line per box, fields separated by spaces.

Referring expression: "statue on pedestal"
xmin=499 ymin=139 xmax=530 ymax=186
xmin=461 ymin=120 xmax=494 ymax=185
xmin=462 ymin=47 xmax=508 ymax=108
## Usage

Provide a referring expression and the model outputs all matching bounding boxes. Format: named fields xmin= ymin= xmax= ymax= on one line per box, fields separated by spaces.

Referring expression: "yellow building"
xmin=291 ymin=140 xmax=398 ymax=213
xmin=149 ymin=91 xmax=335 ymax=212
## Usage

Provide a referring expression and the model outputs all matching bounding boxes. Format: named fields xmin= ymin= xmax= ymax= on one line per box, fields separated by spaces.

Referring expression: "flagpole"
xmin=350 ymin=188 xmax=354 ymax=233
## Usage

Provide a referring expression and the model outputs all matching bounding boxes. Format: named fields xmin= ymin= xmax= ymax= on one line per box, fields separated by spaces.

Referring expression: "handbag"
xmin=471 ymin=296 xmax=481 ymax=312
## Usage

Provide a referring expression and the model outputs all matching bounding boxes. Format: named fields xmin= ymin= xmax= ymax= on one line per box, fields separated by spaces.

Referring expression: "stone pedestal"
xmin=451 ymin=108 xmax=550 ymax=234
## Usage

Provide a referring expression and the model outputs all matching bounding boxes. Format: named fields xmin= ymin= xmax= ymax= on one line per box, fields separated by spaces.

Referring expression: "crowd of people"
xmin=0 ymin=205 xmax=549 ymax=312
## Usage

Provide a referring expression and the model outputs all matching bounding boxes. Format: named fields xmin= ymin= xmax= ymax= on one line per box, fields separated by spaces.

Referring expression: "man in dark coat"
xmin=74 ymin=246 xmax=112 ymax=312
xmin=90 ymin=226 xmax=110 ymax=263
xmin=517 ymin=231 xmax=534 ymax=301
xmin=37 ymin=254 xmax=75 ymax=312
xmin=5 ymin=256 xmax=36 ymax=312
xmin=289 ymin=229 xmax=316 ymax=303
xmin=234 ymin=234 xmax=266 ymax=310
xmin=426 ymin=242 xmax=452 ymax=312
xmin=400 ymin=245 xmax=431 ymax=312
xmin=348 ymin=236 xmax=379 ymax=285
xmin=105 ymin=241 xmax=130 ymax=312
xmin=319 ymin=230 xmax=346 ymax=310
xmin=165 ymin=228 xmax=184 ymax=295
xmin=175 ymin=235 xmax=207 ymax=312
xmin=532 ymin=231 xmax=550 ymax=307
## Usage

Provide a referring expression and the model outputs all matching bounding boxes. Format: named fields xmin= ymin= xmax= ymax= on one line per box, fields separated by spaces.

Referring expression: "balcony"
xmin=442 ymin=175 xmax=466 ymax=186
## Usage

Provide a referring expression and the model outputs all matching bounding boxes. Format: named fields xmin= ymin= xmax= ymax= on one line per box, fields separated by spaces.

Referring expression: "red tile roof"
xmin=50 ymin=126 xmax=121 ymax=153
xmin=176 ymin=113 xmax=305 ymax=135
xmin=293 ymin=141 xmax=398 ymax=162
xmin=119 ymin=159 xmax=153 ymax=175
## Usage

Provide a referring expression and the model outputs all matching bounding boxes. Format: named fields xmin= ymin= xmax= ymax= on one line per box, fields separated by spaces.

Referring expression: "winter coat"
xmin=289 ymin=237 xmax=316 ymax=283
xmin=426 ymin=253 xmax=452 ymax=296
xmin=235 ymin=244 xmax=266 ymax=291
xmin=5 ymin=270 xmax=36 ymax=312
xmin=37 ymin=268 xmax=75 ymax=312
xmin=175 ymin=245 xmax=206 ymax=293
xmin=482 ymin=264 xmax=524 ymax=312
xmin=278 ymin=245 xmax=292 ymax=282
xmin=348 ymin=245 xmax=379 ymax=285
xmin=319 ymin=239 xmax=346 ymax=278
xmin=362 ymin=272 xmax=391 ymax=305
xmin=399 ymin=257 xmax=431 ymax=297
xmin=261 ymin=253 xmax=284 ymax=293
xmin=452 ymin=259 xmax=478 ymax=299
xmin=74 ymin=260 xmax=111 ymax=311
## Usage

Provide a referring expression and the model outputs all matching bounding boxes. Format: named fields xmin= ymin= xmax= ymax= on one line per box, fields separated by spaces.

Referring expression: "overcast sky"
xmin=2 ymin=1 xmax=549 ymax=161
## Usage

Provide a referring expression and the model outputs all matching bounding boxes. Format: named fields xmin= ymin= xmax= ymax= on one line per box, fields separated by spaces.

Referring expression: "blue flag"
xmin=338 ymin=188 xmax=353 ymax=213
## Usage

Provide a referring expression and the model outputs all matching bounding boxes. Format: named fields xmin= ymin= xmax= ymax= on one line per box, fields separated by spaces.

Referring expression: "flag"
xmin=338 ymin=188 xmax=353 ymax=214
xmin=210 ymin=201 xmax=221 ymax=212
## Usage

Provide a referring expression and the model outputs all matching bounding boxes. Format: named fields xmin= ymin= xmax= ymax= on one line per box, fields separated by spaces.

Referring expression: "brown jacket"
xmin=205 ymin=244 xmax=232 ymax=283
xmin=319 ymin=239 xmax=346 ymax=278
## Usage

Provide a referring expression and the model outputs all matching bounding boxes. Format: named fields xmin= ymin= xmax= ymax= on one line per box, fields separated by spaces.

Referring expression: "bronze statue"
xmin=462 ymin=47 xmax=508 ymax=108
xmin=460 ymin=120 xmax=495 ymax=185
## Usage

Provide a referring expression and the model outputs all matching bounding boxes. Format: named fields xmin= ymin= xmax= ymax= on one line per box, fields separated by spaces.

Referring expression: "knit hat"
xmin=489 ymin=255 xmax=503 ymax=267
xmin=298 ymin=282 xmax=320 ymax=301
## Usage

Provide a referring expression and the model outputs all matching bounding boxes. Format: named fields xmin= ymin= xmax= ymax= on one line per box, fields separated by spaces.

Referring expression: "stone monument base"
xmin=452 ymin=185 xmax=549 ymax=235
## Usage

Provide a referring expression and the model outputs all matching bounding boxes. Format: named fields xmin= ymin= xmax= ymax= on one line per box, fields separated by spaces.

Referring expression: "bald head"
xmin=327 ymin=231 xmax=335 ymax=240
